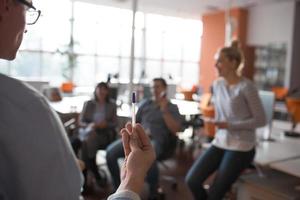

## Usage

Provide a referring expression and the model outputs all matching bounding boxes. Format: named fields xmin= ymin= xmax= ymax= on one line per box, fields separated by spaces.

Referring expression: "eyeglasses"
xmin=17 ymin=0 xmax=41 ymax=25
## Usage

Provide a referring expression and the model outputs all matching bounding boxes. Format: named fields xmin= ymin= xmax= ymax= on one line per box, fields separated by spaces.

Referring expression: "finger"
xmin=129 ymin=132 xmax=141 ymax=150
xmin=121 ymin=129 xmax=131 ymax=157
xmin=135 ymin=124 xmax=151 ymax=147
xmin=128 ymin=124 xmax=143 ymax=150
xmin=125 ymin=122 xmax=133 ymax=135
xmin=132 ymin=126 xmax=144 ymax=149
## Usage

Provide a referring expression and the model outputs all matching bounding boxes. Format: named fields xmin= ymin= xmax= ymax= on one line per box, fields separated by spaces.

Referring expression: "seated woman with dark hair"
xmin=79 ymin=82 xmax=117 ymax=188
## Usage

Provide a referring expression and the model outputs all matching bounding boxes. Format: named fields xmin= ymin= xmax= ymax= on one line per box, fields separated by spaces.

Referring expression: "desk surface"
xmin=255 ymin=120 xmax=300 ymax=166
xmin=170 ymin=99 xmax=201 ymax=116
xmin=117 ymin=99 xmax=201 ymax=118
xmin=50 ymin=96 xmax=201 ymax=116
xmin=270 ymin=158 xmax=300 ymax=178
xmin=49 ymin=95 xmax=90 ymax=113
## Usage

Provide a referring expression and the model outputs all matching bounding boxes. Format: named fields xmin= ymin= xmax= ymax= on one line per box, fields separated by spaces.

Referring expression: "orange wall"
xmin=199 ymin=8 xmax=249 ymax=92
xmin=199 ymin=12 xmax=225 ymax=92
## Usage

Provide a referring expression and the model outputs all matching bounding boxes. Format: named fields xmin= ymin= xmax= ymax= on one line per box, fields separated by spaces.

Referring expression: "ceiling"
xmin=75 ymin=0 xmax=294 ymax=19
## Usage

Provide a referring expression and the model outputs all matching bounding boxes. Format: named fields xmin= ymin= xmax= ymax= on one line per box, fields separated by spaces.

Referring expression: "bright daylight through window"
xmin=0 ymin=0 xmax=203 ymax=88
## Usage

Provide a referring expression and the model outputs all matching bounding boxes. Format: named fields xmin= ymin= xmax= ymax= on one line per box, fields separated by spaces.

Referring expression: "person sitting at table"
xmin=185 ymin=46 xmax=266 ymax=200
xmin=106 ymin=78 xmax=184 ymax=199
xmin=79 ymin=82 xmax=117 ymax=188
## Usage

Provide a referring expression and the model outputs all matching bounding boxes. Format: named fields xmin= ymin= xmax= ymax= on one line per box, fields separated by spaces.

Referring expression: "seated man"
xmin=106 ymin=78 xmax=183 ymax=199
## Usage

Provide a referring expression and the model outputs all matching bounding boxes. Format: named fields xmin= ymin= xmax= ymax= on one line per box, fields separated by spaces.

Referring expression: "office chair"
xmin=201 ymin=106 xmax=215 ymax=140
xmin=228 ymin=91 xmax=274 ymax=179
xmin=82 ymin=133 xmax=118 ymax=189
xmin=243 ymin=91 xmax=275 ymax=180
xmin=57 ymin=111 xmax=81 ymax=154
xmin=42 ymin=86 xmax=62 ymax=102
xmin=42 ymin=86 xmax=80 ymax=138
xmin=157 ymin=136 xmax=179 ymax=196
xmin=236 ymin=91 xmax=276 ymax=181
xmin=42 ymin=85 xmax=81 ymax=153
xmin=61 ymin=82 xmax=74 ymax=93
xmin=284 ymin=97 xmax=300 ymax=137
xmin=181 ymin=90 xmax=195 ymax=101
xmin=271 ymin=86 xmax=288 ymax=101
xmin=92 ymin=128 xmax=119 ymax=187
xmin=258 ymin=90 xmax=275 ymax=141
xmin=199 ymin=93 xmax=215 ymax=141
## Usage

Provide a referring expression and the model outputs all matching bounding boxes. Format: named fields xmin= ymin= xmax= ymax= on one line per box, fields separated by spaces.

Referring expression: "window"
xmin=2 ymin=0 xmax=202 ymax=88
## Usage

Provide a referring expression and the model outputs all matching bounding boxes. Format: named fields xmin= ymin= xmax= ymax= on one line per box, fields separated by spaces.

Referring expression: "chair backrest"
xmin=258 ymin=90 xmax=275 ymax=140
xmin=202 ymin=106 xmax=215 ymax=138
xmin=271 ymin=87 xmax=288 ymax=101
xmin=61 ymin=82 xmax=74 ymax=93
xmin=199 ymin=93 xmax=215 ymax=138
xmin=258 ymin=90 xmax=275 ymax=124
xmin=157 ymin=135 xmax=178 ymax=161
xmin=42 ymin=87 xmax=62 ymax=102
xmin=285 ymin=97 xmax=300 ymax=123
xmin=199 ymin=93 xmax=212 ymax=109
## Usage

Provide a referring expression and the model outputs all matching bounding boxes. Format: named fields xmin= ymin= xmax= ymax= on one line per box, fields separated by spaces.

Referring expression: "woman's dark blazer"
xmin=79 ymin=99 xmax=117 ymax=130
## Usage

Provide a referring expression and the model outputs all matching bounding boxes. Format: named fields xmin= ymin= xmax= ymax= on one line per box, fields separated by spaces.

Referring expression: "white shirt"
xmin=212 ymin=77 xmax=266 ymax=151
xmin=108 ymin=189 xmax=140 ymax=200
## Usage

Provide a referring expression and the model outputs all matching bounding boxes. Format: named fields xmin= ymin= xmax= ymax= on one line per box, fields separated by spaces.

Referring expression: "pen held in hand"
xmin=132 ymin=92 xmax=136 ymax=128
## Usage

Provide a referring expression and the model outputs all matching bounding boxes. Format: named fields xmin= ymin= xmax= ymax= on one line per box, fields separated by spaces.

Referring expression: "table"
xmin=255 ymin=121 xmax=300 ymax=166
xmin=111 ymin=98 xmax=201 ymax=118
xmin=49 ymin=95 xmax=201 ymax=118
xmin=49 ymin=95 xmax=90 ymax=114
xmin=117 ymin=98 xmax=202 ymax=117
xmin=170 ymin=99 xmax=201 ymax=116
xmin=236 ymin=120 xmax=300 ymax=199
xmin=270 ymin=158 xmax=300 ymax=178
xmin=254 ymin=119 xmax=300 ymax=184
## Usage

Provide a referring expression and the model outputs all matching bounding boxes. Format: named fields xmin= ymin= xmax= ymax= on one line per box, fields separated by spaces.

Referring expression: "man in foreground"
xmin=0 ymin=1 xmax=155 ymax=199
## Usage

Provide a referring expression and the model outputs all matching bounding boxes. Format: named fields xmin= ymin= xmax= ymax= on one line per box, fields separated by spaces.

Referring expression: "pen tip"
xmin=132 ymin=92 xmax=136 ymax=103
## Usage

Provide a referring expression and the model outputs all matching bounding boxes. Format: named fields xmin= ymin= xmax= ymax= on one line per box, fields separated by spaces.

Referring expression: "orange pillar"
xmin=199 ymin=12 xmax=225 ymax=93
xmin=231 ymin=8 xmax=255 ymax=80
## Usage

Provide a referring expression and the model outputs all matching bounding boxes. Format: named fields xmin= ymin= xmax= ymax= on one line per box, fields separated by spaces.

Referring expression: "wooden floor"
xmin=82 ymin=120 xmax=300 ymax=200
xmin=83 ymin=136 xmax=200 ymax=200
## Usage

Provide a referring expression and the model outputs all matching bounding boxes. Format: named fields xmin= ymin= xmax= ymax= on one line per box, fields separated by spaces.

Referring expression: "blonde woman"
xmin=185 ymin=46 xmax=266 ymax=200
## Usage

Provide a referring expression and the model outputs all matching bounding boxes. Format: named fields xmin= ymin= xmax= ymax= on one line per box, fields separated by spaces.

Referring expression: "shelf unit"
xmin=253 ymin=44 xmax=287 ymax=90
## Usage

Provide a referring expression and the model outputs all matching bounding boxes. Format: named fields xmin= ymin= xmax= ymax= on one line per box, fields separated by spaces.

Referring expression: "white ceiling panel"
xmin=74 ymin=0 xmax=295 ymax=19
